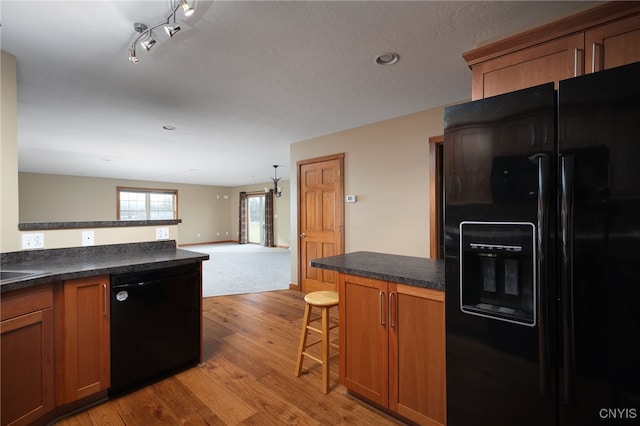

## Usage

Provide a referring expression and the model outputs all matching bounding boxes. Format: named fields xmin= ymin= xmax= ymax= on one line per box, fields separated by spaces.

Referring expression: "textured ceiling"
xmin=1 ymin=1 xmax=601 ymax=186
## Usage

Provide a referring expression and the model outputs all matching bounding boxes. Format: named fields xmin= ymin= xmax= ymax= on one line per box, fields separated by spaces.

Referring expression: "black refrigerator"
xmin=444 ymin=61 xmax=640 ymax=426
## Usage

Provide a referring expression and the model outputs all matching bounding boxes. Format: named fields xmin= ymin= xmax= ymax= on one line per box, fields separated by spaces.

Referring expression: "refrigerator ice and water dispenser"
xmin=459 ymin=221 xmax=536 ymax=326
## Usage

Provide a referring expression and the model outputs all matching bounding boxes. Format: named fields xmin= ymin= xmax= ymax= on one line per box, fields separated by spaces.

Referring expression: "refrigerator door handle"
xmin=530 ymin=153 xmax=551 ymax=396
xmin=561 ymin=155 xmax=576 ymax=404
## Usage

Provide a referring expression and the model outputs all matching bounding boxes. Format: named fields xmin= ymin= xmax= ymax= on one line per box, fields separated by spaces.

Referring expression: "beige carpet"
xmin=184 ymin=243 xmax=291 ymax=297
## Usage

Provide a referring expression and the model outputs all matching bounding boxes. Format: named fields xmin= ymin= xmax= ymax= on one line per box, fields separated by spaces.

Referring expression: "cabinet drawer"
xmin=1 ymin=284 xmax=53 ymax=321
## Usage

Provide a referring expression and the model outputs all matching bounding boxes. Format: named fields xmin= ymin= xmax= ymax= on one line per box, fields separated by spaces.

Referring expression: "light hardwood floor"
xmin=54 ymin=290 xmax=404 ymax=425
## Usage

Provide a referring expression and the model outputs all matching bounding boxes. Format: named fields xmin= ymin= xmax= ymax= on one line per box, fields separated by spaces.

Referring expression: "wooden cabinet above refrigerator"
xmin=464 ymin=2 xmax=640 ymax=100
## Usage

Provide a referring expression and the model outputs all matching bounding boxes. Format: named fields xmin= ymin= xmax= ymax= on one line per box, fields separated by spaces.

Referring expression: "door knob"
xmin=300 ymin=233 xmax=306 ymax=238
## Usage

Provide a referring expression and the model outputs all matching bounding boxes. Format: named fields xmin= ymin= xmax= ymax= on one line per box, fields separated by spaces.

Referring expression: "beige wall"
xmin=229 ymin=181 xmax=291 ymax=248
xmin=19 ymin=225 xmax=181 ymax=250
xmin=19 ymin=173 xmax=233 ymax=246
xmin=289 ymin=107 xmax=444 ymax=286
xmin=18 ymin=173 xmax=292 ymax=249
xmin=1 ymin=52 xmax=21 ymax=252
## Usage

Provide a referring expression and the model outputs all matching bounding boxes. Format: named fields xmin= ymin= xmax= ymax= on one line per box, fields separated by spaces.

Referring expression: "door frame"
xmin=429 ymin=135 xmax=444 ymax=259
xmin=245 ymin=192 xmax=266 ymax=245
xmin=297 ymin=153 xmax=345 ymax=292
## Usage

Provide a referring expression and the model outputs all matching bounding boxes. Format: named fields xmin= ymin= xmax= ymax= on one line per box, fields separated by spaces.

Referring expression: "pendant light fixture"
xmin=272 ymin=165 xmax=282 ymax=198
xmin=128 ymin=0 xmax=194 ymax=63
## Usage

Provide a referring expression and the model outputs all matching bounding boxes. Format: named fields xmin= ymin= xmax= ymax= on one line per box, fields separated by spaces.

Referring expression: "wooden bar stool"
xmin=295 ymin=290 xmax=339 ymax=393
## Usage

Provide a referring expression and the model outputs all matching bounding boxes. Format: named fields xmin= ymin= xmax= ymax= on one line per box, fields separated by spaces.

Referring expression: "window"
xmin=117 ymin=187 xmax=178 ymax=220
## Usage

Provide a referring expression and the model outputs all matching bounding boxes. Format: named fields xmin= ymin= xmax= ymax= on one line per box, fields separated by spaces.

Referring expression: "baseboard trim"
xmin=179 ymin=240 xmax=236 ymax=247
xmin=179 ymin=241 xmax=290 ymax=250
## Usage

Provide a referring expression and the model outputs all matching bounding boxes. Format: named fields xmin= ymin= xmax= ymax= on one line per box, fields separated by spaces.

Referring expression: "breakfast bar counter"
xmin=310 ymin=251 xmax=444 ymax=291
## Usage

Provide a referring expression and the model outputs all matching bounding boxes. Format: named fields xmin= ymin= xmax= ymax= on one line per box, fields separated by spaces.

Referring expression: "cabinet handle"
xmin=388 ymin=292 xmax=396 ymax=328
xmin=591 ymin=42 xmax=598 ymax=73
xmin=574 ymin=48 xmax=578 ymax=77
xmin=103 ymin=283 xmax=107 ymax=316
xmin=378 ymin=290 xmax=385 ymax=325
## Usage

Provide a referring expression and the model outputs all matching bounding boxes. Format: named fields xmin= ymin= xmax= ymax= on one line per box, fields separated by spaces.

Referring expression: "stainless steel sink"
xmin=0 ymin=270 xmax=45 ymax=283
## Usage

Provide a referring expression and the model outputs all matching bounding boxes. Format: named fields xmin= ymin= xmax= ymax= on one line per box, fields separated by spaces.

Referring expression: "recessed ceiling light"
xmin=163 ymin=125 xmax=176 ymax=130
xmin=375 ymin=52 xmax=400 ymax=66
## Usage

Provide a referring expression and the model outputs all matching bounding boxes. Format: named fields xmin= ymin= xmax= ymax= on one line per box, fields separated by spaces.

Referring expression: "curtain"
xmin=264 ymin=190 xmax=275 ymax=247
xmin=238 ymin=191 xmax=247 ymax=244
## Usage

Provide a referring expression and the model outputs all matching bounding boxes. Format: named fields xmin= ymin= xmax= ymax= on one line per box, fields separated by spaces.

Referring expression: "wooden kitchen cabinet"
xmin=469 ymin=33 xmax=584 ymax=100
xmin=465 ymin=2 xmax=640 ymax=100
xmin=389 ymin=283 xmax=445 ymax=426
xmin=1 ymin=285 xmax=55 ymax=426
xmin=585 ymin=13 xmax=640 ymax=74
xmin=339 ymin=274 xmax=445 ymax=426
xmin=339 ymin=274 xmax=388 ymax=405
xmin=55 ymin=275 xmax=110 ymax=405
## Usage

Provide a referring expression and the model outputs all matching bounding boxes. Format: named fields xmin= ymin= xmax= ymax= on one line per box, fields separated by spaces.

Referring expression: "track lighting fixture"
xmin=127 ymin=0 xmax=194 ymax=63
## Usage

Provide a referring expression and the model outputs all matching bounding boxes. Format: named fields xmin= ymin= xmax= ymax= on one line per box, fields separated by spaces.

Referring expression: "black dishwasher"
xmin=110 ymin=263 xmax=201 ymax=395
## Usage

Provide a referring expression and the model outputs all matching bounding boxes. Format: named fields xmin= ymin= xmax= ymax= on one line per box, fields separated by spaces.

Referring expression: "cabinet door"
xmin=471 ymin=33 xmax=584 ymax=100
xmin=586 ymin=13 xmax=640 ymax=73
xmin=1 ymin=308 xmax=54 ymax=426
xmin=57 ymin=276 xmax=110 ymax=404
xmin=389 ymin=284 xmax=445 ymax=426
xmin=339 ymin=274 xmax=388 ymax=406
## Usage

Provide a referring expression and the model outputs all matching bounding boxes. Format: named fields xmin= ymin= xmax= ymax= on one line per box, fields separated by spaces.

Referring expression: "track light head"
xmin=140 ymin=34 xmax=156 ymax=51
xmin=165 ymin=24 xmax=181 ymax=37
xmin=180 ymin=0 xmax=195 ymax=17
xmin=128 ymin=48 xmax=139 ymax=63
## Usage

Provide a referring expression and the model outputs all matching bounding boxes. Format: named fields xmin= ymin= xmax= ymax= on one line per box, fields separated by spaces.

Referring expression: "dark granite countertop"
xmin=18 ymin=219 xmax=181 ymax=231
xmin=310 ymin=251 xmax=444 ymax=291
xmin=0 ymin=240 xmax=209 ymax=293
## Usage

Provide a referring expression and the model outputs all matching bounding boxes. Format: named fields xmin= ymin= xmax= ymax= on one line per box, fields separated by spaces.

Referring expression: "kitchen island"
xmin=0 ymin=240 xmax=208 ymax=426
xmin=312 ymin=251 xmax=446 ymax=426
xmin=310 ymin=250 xmax=444 ymax=290
xmin=1 ymin=240 xmax=208 ymax=293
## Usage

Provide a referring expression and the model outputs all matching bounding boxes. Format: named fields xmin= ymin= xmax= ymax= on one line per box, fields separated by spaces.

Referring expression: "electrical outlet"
xmin=82 ymin=230 xmax=95 ymax=246
xmin=22 ymin=233 xmax=45 ymax=249
xmin=156 ymin=227 xmax=170 ymax=240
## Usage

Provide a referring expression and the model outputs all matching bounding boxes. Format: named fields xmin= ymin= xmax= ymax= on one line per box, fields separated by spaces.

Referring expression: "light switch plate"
xmin=346 ymin=195 xmax=357 ymax=203
xmin=82 ymin=230 xmax=95 ymax=246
